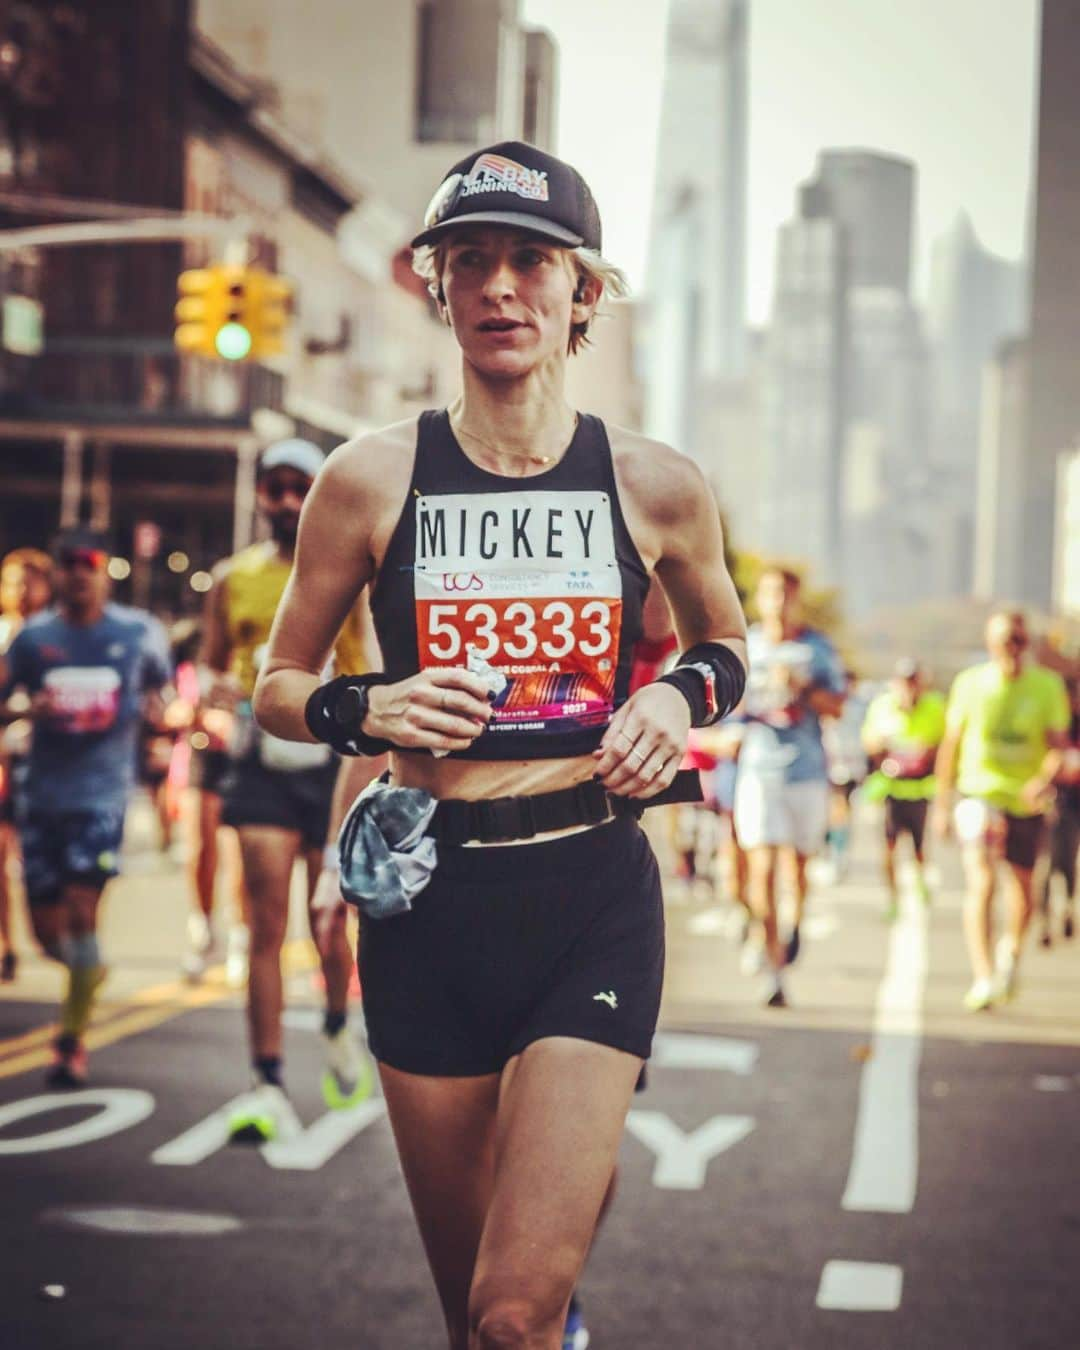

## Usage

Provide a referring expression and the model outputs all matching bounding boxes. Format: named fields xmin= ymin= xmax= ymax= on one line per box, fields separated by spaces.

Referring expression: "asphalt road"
xmin=1 ymin=798 xmax=1079 ymax=1349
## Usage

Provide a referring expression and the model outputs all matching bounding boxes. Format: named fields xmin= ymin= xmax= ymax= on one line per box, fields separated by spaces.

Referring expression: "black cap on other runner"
xmin=412 ymin=141 xmax=602 ymax=252
xmin=50 ymin=525 xmax=110 ymax=560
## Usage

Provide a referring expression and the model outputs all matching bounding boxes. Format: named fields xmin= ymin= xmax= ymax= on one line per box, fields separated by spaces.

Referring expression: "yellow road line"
xmin=0 ymin=937 xmax=320 ymax=1082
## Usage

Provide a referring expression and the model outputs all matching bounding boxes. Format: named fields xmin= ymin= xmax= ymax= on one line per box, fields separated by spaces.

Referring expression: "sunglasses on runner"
xmin=261 ymin=477 xmax=311 ymax=504
xmin=59 ymin=549 xmax=109 ymax=572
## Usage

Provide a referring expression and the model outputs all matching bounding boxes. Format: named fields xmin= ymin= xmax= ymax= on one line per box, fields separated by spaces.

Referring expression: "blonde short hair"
xmin=412 ymin=240 xmax=629 ymax=355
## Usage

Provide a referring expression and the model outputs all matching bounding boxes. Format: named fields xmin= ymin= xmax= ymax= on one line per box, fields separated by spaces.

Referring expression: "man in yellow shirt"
xmin=201 ymin=440 xmax=376 ymax=1140
xmin=934 ymin=611 xmax=1069 ymax=1011
xmin=862 ymin=659 xmax=945 ymax=919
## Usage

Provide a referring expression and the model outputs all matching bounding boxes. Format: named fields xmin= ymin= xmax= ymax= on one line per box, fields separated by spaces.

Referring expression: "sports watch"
xmin=685 ymin=662 xmax=719 ymax=722
xmin=333 ymin=681 xmax=370 ymax=735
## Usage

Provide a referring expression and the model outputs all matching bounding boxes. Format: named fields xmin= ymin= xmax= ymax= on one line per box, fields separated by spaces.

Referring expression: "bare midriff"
xmin=391 ymin=750 xmax=598 ymax=800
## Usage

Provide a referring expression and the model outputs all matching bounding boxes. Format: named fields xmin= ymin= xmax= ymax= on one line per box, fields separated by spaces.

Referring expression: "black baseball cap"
xmin=411 ymin=141 xmax=602 ymax=252
xmin=51 ymin=525 xmax=110 ymax=560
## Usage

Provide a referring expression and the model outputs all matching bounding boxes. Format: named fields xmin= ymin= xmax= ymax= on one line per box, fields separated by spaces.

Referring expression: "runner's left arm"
xmin=139 ymin=615 xmax=175 ymax=730
xmin=1021 ymin=676 xmax=1071 ymax=805
xmin=594 ymin=446 xmax=747 ymax=799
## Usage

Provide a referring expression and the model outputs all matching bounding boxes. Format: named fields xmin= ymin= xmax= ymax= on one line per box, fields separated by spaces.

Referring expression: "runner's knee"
xmin=247 ymin=898 xmax=288 ymax=953
xmin=470 ymin=1293 xmax=560 ymax=1349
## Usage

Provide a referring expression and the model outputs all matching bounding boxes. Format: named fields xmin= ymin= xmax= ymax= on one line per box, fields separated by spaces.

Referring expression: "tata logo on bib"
xmin=461 ymin=153 xmax=549 ymax=202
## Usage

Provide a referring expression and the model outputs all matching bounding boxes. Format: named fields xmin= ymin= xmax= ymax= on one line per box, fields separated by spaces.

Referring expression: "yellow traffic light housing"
xmin=174 ymin=263 xmax=293 ymax=361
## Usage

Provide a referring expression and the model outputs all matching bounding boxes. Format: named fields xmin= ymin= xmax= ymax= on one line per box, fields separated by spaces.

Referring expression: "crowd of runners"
xmin=2 ymin=142 xmax=1079 ymax=1350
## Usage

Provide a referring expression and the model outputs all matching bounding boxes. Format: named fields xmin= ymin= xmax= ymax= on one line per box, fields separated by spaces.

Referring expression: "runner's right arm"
xmin=197 ymin=560 xmax=243 ymax=711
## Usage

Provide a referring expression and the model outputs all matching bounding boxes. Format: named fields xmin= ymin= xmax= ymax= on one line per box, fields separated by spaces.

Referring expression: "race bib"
xmin=882 ymin=748 xmax=936 ymax=780
xmin=413 ymin=491 xmax=622 ymax=736
xmin=43 ymin=666 xmax=121 ymax=734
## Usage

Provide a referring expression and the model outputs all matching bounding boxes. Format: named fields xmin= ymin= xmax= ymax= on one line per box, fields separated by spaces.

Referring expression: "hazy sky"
xmin=521 ymin=0 xmax=1040 ymax=322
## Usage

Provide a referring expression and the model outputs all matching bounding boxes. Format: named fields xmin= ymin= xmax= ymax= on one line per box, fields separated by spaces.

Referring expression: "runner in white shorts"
xmin=734 ymin=568 xmax=845 ymax=1005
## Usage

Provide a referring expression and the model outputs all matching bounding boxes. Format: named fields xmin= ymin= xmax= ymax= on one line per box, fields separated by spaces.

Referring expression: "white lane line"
xmin=842 ymin=901 xmax=928 ymax=1213
xmin=1033 ymin=1075 xmax=1071 ymax=1092
xmin=816 ymin=1260 xmax=903 ymax=1311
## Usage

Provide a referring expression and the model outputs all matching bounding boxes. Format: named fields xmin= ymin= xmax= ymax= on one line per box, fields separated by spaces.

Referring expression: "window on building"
xmin=415 ymin=0 xmax=502 ymax=144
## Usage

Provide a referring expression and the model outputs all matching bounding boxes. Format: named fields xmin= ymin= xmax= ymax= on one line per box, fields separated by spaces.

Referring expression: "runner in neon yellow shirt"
xmin=934 ymin=611 xmax=1069 ymax=1011
xmin=862 ymin=659 xmax=945 ymax=919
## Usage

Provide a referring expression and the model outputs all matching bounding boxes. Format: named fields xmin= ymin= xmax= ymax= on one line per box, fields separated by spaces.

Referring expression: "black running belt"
xmin=429 ymin=767 xmax=703 ymax=845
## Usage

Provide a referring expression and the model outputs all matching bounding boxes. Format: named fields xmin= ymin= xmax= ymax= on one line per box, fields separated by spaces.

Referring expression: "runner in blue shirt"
xmin=734 ymin=567 xmax=845 ymax=1005
xmin=0 ymin=527 xmax=171 ymax=1085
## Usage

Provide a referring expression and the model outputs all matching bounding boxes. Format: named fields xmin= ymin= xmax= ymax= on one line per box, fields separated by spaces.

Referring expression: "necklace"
xmin=451 ymin=413 xmax=578 ymax=469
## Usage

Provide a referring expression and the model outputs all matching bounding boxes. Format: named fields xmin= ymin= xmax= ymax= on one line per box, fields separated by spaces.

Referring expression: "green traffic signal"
xmin=214 ymin=321 xmax=254 ymax=361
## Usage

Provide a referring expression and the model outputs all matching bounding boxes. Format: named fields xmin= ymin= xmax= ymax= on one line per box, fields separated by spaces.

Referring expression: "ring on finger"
xmin=628 ymin=746 xmax=647 ymax=763
xmin=643 ymin=757 xmax=665 ymax=780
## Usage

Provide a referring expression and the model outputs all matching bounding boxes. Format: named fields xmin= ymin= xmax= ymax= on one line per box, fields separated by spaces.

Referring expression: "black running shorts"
xmin=884 ymin=797 xmax=929 ymax=850
xmin=358 ymin=815 xmax=665 ymax=1076
xmin=221 ymin=752 xmax=336 ymax=849
xmin=188 ymin=746 xmax=231 ymax=796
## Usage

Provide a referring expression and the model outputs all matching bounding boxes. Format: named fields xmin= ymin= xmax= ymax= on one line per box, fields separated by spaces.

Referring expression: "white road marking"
xmin=1033 ymin=1075 xmax=1071 ymax=1092
xmin=263 ymin=1100 xmax=385 ymax=1170
xmin=651 ymin=1033 xmax=758 ymax=1074
xmin=152 ymin=1105 xmax=237 ymax=1166
xmin=153 ymin=1097 xmax=386 ymax=1168
xmin=624 ymin=1110 xmax=754 ymax=1189
xmin=842 ymin=902 xmax=928 ymax=1213
xmin=816 ymin=1260 xmax=903 ymax=1311
xmin=44 ymin=1205 xmax=242 ymax=1236
xmin=0 ymin=1090 xmax=155 ymax=1156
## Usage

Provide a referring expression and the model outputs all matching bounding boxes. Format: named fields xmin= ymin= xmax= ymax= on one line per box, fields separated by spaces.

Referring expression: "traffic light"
xmin=174 ymin=264 xmax=293 ymax=361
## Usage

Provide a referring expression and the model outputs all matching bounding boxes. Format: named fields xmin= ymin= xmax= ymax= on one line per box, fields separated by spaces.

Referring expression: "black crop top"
xmin=370 ymin=410 xmax=650 ymax=760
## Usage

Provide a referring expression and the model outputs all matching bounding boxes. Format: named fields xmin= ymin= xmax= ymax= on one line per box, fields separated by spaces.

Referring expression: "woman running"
xmin=254 ymin=141 xmax=747 ymax=1350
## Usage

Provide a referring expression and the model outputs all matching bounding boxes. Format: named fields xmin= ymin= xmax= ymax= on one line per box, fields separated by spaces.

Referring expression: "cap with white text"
xmin=411 ymin=141 xmax=602 ymax=253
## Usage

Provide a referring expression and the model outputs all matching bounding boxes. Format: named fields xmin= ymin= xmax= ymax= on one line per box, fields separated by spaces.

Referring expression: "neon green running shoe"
xmin=227 ymin=1082 xmax=301 ymax=1144
xmin=321 ymin=1026 xmax=375 ymax=1110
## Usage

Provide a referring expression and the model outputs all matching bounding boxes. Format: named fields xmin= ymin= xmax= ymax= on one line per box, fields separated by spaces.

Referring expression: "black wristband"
xmin=304 ymin=674 xmax=394 ymax=756
xmin=657 ymin=642 xmax=746 ymax=728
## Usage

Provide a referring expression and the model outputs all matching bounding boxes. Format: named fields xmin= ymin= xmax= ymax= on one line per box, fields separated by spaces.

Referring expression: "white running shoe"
xmin=321 ymin=1025 xmax=375 ymax=1109
xmin=739 ymin=941 xmax=766 ymax=977
xmin=963 ymin=977 xmax=996 ymax=1012
xmin=181 ymin=912 xmax=215 ymax=982
xmin=225 ymin=925 xmax=250 ymax=989
xmin=227 ymin=1082 xmax=301 ymax=1144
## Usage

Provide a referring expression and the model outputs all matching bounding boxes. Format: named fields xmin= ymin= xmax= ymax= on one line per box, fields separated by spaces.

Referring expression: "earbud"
xmin=573 ymin=281 xmax=586 ymax=303
xmin=436 ymin=285 xmax=446 ymax=305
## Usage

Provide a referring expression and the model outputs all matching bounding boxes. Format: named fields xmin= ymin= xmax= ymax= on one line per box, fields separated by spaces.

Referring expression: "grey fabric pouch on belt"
xmin=337 ymin=776 xmax=438 ymax=920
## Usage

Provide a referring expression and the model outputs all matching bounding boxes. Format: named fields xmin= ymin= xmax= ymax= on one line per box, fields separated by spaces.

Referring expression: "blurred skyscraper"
xmin=974 ymin=338 xmax=1028 ymax=601
xmin=1025 ymin=0 xmax=1080 ymax=608
xmin=644 ymin=0 xmax=749 ymax=455
xmin=925 ymin=214 xmax=1026 ymax=597
xmin=759 ymin=149 xmax=935 ymax=603
xmin=814 ymin=150 xmax=914 ymax=294
xmin=196 ymin=0 xmax=558 ymax=230
xmin=760 ymin=180 xmax=847 ymax=583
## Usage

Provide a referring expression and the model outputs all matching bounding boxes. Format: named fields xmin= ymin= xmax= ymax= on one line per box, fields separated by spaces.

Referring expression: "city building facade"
xmin=1022 ymin=0 xmax=1080 ymax=605
xmin=643 ymin=0 xmax=748 ymax=458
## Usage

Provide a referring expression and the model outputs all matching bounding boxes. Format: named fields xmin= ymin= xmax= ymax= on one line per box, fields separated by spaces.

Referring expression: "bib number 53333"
xmin=422 ymin=599 xmax=614 ymax=664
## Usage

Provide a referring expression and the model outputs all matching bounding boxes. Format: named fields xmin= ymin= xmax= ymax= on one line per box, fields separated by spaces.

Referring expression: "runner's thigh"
xmin=471 ymin=1037 xmax=641 ymax=1318
xmin=379 ymin=1065 xmax=500 ymax=1333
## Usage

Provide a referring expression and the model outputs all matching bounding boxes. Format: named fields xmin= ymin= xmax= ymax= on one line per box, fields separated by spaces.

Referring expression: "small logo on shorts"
xmin=593 ymin=990 xmax=618 ymax=1010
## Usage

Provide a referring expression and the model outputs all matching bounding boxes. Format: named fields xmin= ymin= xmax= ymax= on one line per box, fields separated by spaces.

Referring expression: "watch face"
xmin=334 ymin=683 xmax=365 ymax=727
xmin=689 ymin=662 xmax=718 ymax=717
